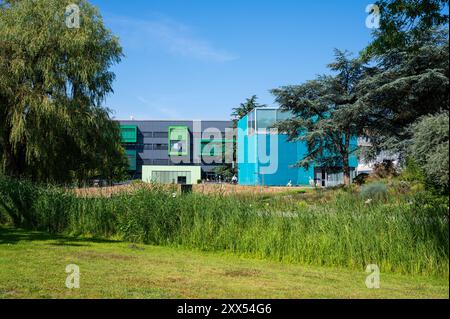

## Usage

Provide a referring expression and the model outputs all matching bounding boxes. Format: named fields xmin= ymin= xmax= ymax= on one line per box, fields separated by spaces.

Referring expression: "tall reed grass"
xmin=0 ymin=175 xmax=448 ymax=276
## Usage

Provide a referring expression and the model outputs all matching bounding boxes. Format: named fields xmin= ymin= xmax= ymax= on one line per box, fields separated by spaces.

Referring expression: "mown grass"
xmin=0 ymin=176 xmax=448 ymax=277
xmin=0 ymin=227 xmax=448 ymax=299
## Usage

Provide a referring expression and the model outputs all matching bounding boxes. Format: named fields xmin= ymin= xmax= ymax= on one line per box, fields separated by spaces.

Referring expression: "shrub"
xmin=360 ymin=182 xmax=388 ymax=201
xmin=408 ymin=112 xmax=449 ymax=193
xmin=401 ymin=159 xmax=427 ymax=184
xmin=372 ymin=160 xmax=398 ymax=179
xmin=354 ymin=173 xmax=369 ymax=185
xmin=391 ymin=180 xmax=411 ymax=195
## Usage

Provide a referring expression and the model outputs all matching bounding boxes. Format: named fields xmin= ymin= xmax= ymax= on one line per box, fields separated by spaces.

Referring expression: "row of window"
xmin=128 ymin=145 xmax=229 ymax=156
xmin=126 ymin=144 xmax=169 ymax=151
xmin=247 ymin=109 xmax=292 ymax=134
xmin=127 ymin=142 xmax=230 ymax=154
xmin=138 ymin=159 xmax=222 ymax=166
xmin=142 ymin=132 xmax=169 ymax=138
xmin=141 ymin=159 xmax=171 ymax=166
xmin=141 ymin=132 xmax=228 ymax=139
xmin=146 ymin=144 xmax=168 ymax=151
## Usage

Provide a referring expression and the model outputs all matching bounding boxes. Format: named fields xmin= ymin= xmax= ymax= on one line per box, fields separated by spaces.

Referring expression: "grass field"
xmin=0 ymin=227 xmax=448 ymax=299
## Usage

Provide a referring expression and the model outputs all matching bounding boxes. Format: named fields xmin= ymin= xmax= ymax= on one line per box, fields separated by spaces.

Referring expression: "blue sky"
xmin=91 ymin=0 xmax=375 ymax=120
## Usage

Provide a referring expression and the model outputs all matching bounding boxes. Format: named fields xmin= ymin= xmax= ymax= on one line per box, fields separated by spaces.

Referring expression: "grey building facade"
xmin=118 ymin=120 xmax=233 ymax=182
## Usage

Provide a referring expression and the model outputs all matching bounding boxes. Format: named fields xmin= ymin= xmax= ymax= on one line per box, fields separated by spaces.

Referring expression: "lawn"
xmin=0 ymin=227 xmax=448 ymax=299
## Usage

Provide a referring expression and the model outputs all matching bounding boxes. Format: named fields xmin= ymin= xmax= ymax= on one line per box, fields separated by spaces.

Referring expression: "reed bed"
xmin=72 ymin=182 xmax=310 ymax=197
xmin=1 ymin=176 xmax=448 ymax=277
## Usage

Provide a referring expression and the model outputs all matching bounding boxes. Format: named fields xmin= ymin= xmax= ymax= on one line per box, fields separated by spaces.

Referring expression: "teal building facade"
xmin=237 ymin=108 xmax=359 ymax=187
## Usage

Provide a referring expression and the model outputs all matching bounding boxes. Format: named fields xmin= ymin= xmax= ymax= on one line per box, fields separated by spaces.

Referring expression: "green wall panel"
xmin=168 ymin=126 xmax=189 ymax=156
xmin=120 ymin=125 xmax=137 ymax=143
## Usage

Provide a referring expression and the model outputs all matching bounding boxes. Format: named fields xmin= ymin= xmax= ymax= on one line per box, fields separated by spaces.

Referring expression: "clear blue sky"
xmin=91 ymin=0 xmax=375 ymax=120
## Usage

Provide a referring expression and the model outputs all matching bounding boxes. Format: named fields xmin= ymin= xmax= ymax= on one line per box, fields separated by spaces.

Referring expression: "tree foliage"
xmin=365 ymin=0 xmax=449 ymax=57
xmin=357 ymin=0 xmax=449 ymax=192
xmin=0 ymin=0 xmax=127 ymax=184
xmin=408 ymin=112 xmax=449 ymax=191
xmin=358 ymin=29 xmax=449 ymax=158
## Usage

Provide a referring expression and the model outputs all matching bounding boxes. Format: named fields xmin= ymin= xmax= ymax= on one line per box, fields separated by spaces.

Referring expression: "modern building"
xmin=237 ymin=108 xmax=359 ymax=187
xmin=118 ymin=120 xmax=233 ymax=184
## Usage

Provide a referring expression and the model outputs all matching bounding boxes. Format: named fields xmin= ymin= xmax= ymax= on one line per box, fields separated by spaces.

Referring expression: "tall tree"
xmin=358 ymin=29 xmax=449 ymax=159
xmin=272 ymin=50 xmax=369 ymax=186
xmin=354 ymin=0 xmax=450 ymax=182
xmin=0 ymin=0 xmax=127 ymax=183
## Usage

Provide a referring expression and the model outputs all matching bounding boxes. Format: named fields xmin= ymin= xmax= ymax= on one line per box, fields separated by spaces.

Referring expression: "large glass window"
xmin=256 ymin=109 xmax=277 ymax=131
xmin=247 ymin=110 xmax=256 ymax=135
xmin=153 ymin=132 xmax=168 ymax=138
xmin=154 ymin=144 xmax=169 ymax=151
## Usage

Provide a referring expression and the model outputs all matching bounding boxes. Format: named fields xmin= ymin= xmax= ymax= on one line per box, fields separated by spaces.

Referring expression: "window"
xmin=153 ymin=132 xmax=168 ymax=138
xmin=154 ymin=144 xmax=168 ymax=151
xmin=144 ymin=144 xmax=153 ymax=150
xmin=170 ymin=141 xmax=187 ymax=154
xmin=142 ymin=132 xmax=153 ymax=138
xmin=201 ymin=141 xmax=224 ymax=157
xmin=120 ymin=125 xmax=137 ymax=143
xmin=256 ymin=109 xmax=277 ymax=131
xmin=247 ymin=110 xmax=255 ymax=135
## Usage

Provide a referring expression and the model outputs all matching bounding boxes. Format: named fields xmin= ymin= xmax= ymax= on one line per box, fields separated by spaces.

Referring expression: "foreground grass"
xmin=0 ymin=227 xmax=448 ymax=299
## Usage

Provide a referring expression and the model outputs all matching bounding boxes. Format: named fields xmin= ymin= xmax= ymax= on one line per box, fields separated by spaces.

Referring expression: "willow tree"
xmin=0 ymin=0 xmax=127 ymax=183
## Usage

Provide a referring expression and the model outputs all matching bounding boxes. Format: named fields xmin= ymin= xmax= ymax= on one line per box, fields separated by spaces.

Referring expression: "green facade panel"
xmin=168 ymin=126 xmax=189 ymax=156
xmin=120 ymin=125 xmax=137 ymax=143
